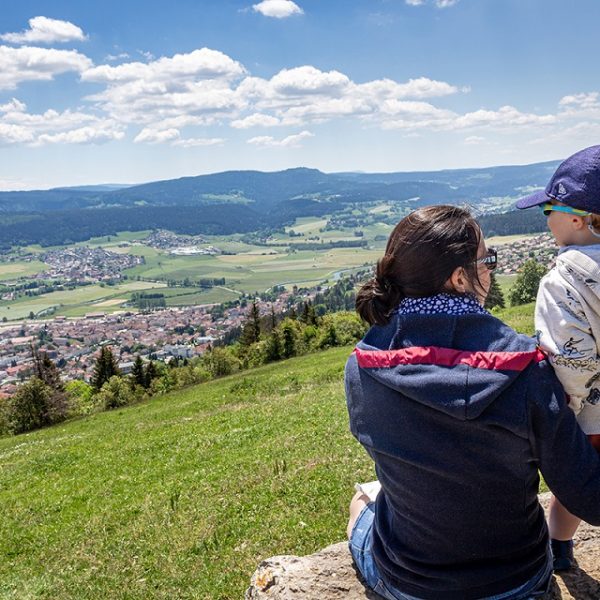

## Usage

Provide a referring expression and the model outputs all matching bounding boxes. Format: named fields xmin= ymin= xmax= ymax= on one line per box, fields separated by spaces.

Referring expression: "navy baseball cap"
xmin=515 ymin=145 xmax=600 ymax=213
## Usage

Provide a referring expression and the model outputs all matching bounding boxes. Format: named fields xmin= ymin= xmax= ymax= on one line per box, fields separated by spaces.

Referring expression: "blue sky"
xmin=2 ymin=0 xmax=600 ymax=189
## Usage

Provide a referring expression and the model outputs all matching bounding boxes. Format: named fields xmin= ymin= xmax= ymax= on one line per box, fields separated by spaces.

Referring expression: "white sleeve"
xmin=535 ymin=270 xmax=600 ymax=416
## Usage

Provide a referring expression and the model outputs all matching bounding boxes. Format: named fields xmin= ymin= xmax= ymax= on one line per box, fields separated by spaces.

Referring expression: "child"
xmin=516 ymin=144 xmax=600 ymax=570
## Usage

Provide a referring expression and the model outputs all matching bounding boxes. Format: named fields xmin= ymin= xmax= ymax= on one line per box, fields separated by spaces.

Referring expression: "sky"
xmin=2 ymin=0 xmax=600 ymax=190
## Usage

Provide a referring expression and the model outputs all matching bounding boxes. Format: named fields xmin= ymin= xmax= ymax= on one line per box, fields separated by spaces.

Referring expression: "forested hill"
xmin=0 ymin=161 xmax=560 ymax=214
xmin=0 ymin=161 xmax=559 ymax=247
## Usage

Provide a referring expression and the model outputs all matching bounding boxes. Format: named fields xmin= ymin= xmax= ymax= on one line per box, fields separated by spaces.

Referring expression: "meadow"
xmin=0 ymin=302 xmax=538 ymax=599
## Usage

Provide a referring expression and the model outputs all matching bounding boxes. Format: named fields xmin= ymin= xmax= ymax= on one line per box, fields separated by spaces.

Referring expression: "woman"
xmin=345 ymin=205 xmax=600 ymax=599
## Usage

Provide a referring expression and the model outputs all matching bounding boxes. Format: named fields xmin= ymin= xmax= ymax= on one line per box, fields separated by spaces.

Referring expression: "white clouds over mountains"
xmin=0 ymin=15 xmax=596 ymax=151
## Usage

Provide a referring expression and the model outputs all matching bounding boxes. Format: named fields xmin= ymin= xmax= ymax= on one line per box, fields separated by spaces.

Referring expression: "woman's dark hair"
xmin=356 ymin=205 xmax=482 ymax=326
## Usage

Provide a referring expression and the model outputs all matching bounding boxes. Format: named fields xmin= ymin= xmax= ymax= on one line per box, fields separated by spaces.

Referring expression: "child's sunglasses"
xmin=477 ymin=247 xmax=497 ymax=271
xmin=540 ymin=202 xmax=591 ymax=217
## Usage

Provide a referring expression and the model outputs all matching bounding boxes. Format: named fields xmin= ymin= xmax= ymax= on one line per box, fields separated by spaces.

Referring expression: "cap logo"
xmin=557 ymin=182 xmax=567 ymax=196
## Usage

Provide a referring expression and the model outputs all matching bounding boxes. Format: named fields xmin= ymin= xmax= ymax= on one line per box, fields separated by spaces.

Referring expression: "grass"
xmin=0 ymin=260 xmax=48 ymax=281
xmin=0 ymin=304 xmax=541 ymax=599
xmin=0 ymin=281 xmax=167 ymax=320
xmin=0 ymin=347 xmax=374 ymax=600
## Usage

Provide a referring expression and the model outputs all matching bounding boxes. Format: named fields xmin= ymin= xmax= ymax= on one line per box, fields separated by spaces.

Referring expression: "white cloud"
xmin=464 ymin=135 xmax=485 ymax=145
xmin=82 ymin=49 xmax=247 ymax=126
xmin=133 ymin=128 xmax=180 ymax=144
xmin=231 ymin=113 xmax=282 ymax=128
xmin=35 ymin=125 xmax=125 ymax=146
xmin=248 ymin=130 xmax=314 ymax=147
xmin=405 ymin=0 xmax=458 ymax=7
xmin=83 ymin=48 xmax=244 ymax=84
xmin=172 ymin=137 xmax=225 ymax=147
xmin=137 ymin=50 xmax=155 ymax=61
xmin=1 ymin=16 xmax=87 ymax=45
xmin=0 ymin=98 xmax=26 ymax=113
xmin=270 ymin=66 xmax=350 ymax=96
xmin=559 ymin=92 xmax=599 ymax=110
xmin=0 ymin=122 xmax=34 ymax=145
xmin=252 ymin=0 xmax=304 ymax=18
xmin=0 ymin=45 xmax=92 ymax=90
xmin=105 ymin=52 xmax=130 ymax=62
xmin=0 ymin=100 xmax=125 ymax=146
xmin=0 ymin=178 xmax=29 ymax=191
xmin=381 ymin=104 xmax=556 ymax=132
xmin=450 ymin=105 xmax=556 ymax=129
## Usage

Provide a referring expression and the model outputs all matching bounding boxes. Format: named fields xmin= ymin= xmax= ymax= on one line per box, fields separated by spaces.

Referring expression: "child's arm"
xmin=535 ymin=271 xmax=599 ymax=416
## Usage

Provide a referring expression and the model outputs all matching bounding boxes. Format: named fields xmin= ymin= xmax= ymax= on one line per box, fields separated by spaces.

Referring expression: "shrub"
xmin=202 ymin=347 xmax=240 ymax=378
xmin=0 ymin=397 xmax=11 ymax=436
xmin=8 ymin=377 xmax=54 ymax=434
xmin=509 ymin=260 xmax=547 ymax=306
xmin=315 ymin=312 xmax=366 ymax=349
xmin=98 ymin=376 xmax=134 ymax=410
xmin=65 ymin=380 xmax=99 ymax=417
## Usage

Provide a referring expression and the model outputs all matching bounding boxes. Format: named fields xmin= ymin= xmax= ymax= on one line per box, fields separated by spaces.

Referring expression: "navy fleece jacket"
xmin=345 ymin=310 xmax=600 ymax=600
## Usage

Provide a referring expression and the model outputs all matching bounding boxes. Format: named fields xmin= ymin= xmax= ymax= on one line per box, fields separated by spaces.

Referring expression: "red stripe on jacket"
xmin=354 ymin=346 xmax=546 ymax=371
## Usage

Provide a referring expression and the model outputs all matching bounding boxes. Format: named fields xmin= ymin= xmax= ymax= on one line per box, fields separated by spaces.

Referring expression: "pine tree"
xmin=145 ymin=360 xmax=157 ymax=389
xmin=300 ymin=301 xmax=310 ymax=323
xmin=240 ymin=300 xmax=261 ymax=346
xmin=131 ymin=355 xmax=146 ymax=387
xmin=91 ymin=347 xmax=121 ymax=391
xmin=32 ymin=346 xmax=63 ymax=391
xmin=281 ymin=322 xmax=297 ymax=359
xmin=484 ymin=273 xmax=505 ymax=310
xmin=265 ymin=330 xmax=283 ymax=362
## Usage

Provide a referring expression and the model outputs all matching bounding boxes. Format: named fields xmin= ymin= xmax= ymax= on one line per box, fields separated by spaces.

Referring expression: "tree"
xmin=202 ymin=347 xmax=239 ymax=378
xmin=509 ymin=260 xmax=547 ymax=306
xmin=281 ymin=321 xmax=298 ymax=359
xmin=131 ymin=355 xmax=146 ymax=388
xmin=91 ymin=347 xmax=121 ymax=391
xmin=32 ymin=346 xmax=63 ymax=391
xmin=240 ymin=300 xmax=261 ymax=346
xmin=8 ymin=377 xmax=54 ymax=434
xmin=98 ymin=376 xmax=133 ymax=410
xmin=318 ymin=323 xmax=339 ymax=349
xmin=265 ymin=330 xmax=283 ymax=362
xmin=145 ymin=360 xmax=158 ymax=388
xmin=484 ymin=273 xmax=505 ymax=310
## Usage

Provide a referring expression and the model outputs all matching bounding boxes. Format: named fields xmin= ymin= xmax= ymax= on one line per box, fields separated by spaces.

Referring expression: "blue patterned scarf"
xmin=397 ymin=293 xmax=488 ymax=316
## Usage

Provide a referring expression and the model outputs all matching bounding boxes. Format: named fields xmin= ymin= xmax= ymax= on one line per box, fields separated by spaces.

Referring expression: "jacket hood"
xmin=558 ymin=245 xmax=600 ymax=282
xmin=353 ymin=312 xmax=544 ymax=421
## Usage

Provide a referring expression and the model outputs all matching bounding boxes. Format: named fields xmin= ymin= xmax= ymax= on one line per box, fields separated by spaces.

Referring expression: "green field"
xmin=1 ymin=224 xmax=530 ymax=321
xmin=0 ymin=281 xmax=167 ymax=320
xmin=0 ymin=260 xmax=48 ymax=282
xmin=0 ymin=347 xmax=374 ymax=600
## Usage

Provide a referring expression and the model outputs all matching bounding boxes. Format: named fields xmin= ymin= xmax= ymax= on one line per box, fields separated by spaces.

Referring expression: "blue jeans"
xmin=349 ymin=503 xmax=553 ymax=600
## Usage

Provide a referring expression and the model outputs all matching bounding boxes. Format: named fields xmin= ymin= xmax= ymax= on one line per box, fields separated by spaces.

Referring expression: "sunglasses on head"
xmin=477 ymin=247 xmax=497 ymax=271
xmin=540 ymin=202 xmax=591 ymax=217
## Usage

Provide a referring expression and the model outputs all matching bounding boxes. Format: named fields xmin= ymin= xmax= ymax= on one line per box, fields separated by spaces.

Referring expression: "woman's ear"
xmin=446 ymin=266 xmax=469 ymax=294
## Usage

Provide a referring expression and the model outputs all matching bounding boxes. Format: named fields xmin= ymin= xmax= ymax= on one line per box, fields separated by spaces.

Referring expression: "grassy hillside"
xmin=0 ymin=303 xmax=536 ymax=599
xmin=0 ymin=347 xmax=375 ymax=600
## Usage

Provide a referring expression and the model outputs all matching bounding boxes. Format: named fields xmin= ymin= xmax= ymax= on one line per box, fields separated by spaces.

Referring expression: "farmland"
xmin=0 ymin=208 xmax=534 ymax=322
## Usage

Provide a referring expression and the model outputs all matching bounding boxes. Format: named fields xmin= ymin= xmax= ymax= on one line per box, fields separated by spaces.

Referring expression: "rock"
xmin=246 ymin=493 xmax=600 ymax=599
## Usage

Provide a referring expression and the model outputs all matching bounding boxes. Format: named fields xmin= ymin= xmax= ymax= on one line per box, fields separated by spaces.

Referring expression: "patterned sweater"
xmin=536 ymin=245 xmax=600 ymax=433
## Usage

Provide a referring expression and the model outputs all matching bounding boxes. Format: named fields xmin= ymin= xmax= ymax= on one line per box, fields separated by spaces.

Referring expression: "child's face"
xmin=545 ymin=201 xmax=587 ymax=247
